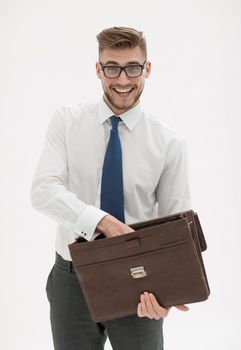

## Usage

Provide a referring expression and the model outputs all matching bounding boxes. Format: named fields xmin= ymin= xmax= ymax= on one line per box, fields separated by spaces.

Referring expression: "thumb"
xmin=175 ymin=305 xmax=189 ymax=312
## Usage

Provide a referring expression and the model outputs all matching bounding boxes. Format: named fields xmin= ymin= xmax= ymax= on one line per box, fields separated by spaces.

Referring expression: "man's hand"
xmin=137 ymin=292 xmax=189 ymax=320
xmin=96 ymin=214 xmax=134 ymax=238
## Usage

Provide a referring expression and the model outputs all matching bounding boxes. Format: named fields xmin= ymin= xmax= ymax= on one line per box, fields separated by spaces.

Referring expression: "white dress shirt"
xmin=31 ymin=99 xmax=191 ymax=260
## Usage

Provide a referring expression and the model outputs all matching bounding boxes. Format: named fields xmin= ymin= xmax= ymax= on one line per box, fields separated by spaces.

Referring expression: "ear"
xmin=145 ymin=61 xmax=151 ymax=78
xmin=96 ymin=62 xmax=101 ymax=79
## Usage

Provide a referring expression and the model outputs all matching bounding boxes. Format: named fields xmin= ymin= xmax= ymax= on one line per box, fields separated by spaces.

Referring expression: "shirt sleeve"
xmin=30 ymin=108 xmax=108 ymax=241
xmin=156 ymin=136 xmax=192 ymax=216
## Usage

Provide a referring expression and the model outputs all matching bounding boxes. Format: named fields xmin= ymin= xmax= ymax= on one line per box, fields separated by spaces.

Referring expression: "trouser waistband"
xmin=55 ymin=252 xmax=75 ymax=273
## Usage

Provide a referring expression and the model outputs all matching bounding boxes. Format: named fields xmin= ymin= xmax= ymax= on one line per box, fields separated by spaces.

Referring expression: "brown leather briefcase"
xmin=68 ymin=210 xmax=210 ymax=322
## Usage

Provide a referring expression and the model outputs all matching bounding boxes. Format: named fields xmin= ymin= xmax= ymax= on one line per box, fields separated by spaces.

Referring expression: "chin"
xmin=112 ymin=97 xmax=137 ymax=109
xmin=114 ymin=103 xmax=135 ymax=113
xmin=104 ymin=92 xmax=139 ymax=113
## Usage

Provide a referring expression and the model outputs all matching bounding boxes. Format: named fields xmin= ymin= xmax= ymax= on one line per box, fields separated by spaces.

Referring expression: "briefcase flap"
xmin=130 ymin=210 xmax=207 ymax=252
xmin=70 ymin=217 xmax=193 ymax=267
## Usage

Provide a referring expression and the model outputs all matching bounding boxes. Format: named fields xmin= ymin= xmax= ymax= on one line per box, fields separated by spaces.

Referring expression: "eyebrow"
xmin=103 ymin=60 xmax=142 ymax=66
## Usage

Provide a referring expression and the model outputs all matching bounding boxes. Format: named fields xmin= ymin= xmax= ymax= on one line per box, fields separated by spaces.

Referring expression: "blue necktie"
xmin=100 ymin=116 xmax=125 ymax=223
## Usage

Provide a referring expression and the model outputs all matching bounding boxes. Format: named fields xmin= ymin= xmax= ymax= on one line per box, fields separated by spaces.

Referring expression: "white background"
xmin=1 ymin=0 xmax=241 ymax=349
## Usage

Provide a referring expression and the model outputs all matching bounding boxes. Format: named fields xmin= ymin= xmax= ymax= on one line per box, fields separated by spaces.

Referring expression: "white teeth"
xmin=114 ymin=88 xmax=133 ymax=93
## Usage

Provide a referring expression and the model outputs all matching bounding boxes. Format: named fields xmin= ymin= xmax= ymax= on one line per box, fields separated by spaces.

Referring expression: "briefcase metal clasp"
xmin=130 ymin=266 xmax=147 ymax=279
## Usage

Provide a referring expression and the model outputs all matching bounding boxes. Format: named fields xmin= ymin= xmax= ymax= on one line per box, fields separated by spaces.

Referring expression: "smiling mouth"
xmin=113 ymin=87 xmax=134 ymax=95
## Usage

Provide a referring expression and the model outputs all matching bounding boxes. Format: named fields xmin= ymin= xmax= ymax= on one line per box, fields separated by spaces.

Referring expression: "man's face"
xmin=96 ymin=47 xmax=151 ymax=115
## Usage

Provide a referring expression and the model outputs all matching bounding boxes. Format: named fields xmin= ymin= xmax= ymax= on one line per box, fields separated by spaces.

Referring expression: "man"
xmin=31 ymin=26 xmax=191 ymax=350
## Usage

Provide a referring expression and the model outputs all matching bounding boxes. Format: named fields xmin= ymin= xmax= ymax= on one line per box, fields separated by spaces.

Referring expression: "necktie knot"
xmin=110 ymin=116 xmax=121 ymax=130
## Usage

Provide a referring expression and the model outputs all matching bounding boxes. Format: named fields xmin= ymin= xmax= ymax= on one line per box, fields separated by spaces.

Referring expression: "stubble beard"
xmin=103 ymin=86 xmax=144 ymax=114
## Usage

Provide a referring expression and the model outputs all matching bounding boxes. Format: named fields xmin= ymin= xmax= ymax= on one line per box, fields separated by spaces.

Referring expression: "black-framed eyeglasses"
xmin=99 ymin=60 xmax=146 ymax=78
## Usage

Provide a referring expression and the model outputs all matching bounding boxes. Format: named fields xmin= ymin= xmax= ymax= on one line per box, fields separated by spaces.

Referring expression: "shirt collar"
xmin=98 ymin=97 xmax=143 ymax=131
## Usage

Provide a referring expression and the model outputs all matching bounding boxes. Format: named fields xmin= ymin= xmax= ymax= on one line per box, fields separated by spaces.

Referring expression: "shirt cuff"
xmin=73 ymin=205 xmax=108 ymax=241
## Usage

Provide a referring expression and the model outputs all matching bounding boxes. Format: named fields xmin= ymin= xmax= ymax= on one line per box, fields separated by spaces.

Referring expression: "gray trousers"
xmin=46 ymin=252 xmax=164 ymax=350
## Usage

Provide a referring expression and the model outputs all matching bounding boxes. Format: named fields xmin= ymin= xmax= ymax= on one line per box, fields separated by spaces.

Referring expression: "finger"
xmin=175 ymin=304 xmax=189 ymax=312
xmin=137 ymin=302 xmax=144 ymax=317
xmin=149 ymin=293 xmax=169 ymax=318
xmin=123 ymin=226 xmax=135 ymax=234
xmin=144 ymin=292 xmax=157 ymax=319
xmin=145 ymin=293 xmax=164 ymax=320
xmin=140 ymin=294 xmax=148 ymax=315
xmin=140 ymin=293 xmax=155 ymax=319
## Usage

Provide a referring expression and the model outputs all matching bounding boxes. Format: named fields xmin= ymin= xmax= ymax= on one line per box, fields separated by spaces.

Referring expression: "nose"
xmin=115 ymin=70 xmax=131 ymax=85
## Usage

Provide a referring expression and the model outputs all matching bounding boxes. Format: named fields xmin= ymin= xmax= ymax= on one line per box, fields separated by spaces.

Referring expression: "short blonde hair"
xmin=97 ymin=26 xmax=147 ymax=59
